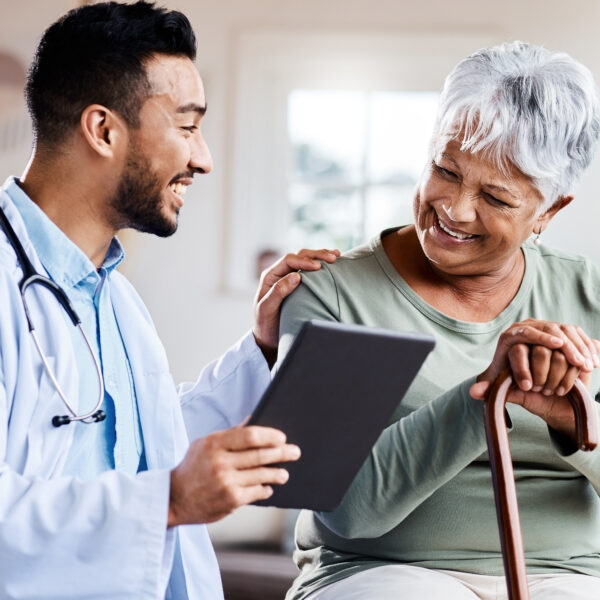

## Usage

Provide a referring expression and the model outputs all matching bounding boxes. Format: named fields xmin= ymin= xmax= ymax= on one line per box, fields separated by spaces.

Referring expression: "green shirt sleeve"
xmin=315 ymin=376 xmax=487 ymax=538
xmin=279 ymin=267 xmax=490 ymax=538
xmin=550 ymin=402 xmax=600 ymax=496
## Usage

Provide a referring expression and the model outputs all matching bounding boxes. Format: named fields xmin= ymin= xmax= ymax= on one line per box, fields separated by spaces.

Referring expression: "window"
xmin=287 ymin=90 xmax=439 ymax=251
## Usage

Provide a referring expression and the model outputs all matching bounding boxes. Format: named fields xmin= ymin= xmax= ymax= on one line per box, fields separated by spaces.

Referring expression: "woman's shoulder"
xmin=300 ymin=234 xmax=385 ymax=289
xmin=527 ymin=243 xmax=600 ymax=317
xmin=529 ymin=242 xmax=600 ymax=282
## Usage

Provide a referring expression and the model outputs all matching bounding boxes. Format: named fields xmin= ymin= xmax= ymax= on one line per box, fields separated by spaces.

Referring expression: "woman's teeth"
xmin=170 ymin=182 xmax=187 ymax=196
xmin=437 ymin=216 xmax=475 ymax=240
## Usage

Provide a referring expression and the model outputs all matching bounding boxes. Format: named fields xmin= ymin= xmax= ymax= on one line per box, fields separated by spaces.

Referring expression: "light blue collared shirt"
xmin=6 ymin=178 xmax=145 ymax=478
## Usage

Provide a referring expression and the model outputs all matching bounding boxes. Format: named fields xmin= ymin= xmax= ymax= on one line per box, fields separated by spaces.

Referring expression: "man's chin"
xmin=129 ymin=217 xmax=178 ymax=238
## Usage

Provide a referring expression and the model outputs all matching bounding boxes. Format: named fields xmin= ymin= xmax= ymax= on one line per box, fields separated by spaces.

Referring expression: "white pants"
xmin=305 ymin=564 xmax=600 ymax=599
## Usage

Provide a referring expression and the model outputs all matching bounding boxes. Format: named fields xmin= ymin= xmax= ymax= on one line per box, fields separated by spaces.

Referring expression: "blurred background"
xmin=1 ymin=0 xmax=600 ymax=591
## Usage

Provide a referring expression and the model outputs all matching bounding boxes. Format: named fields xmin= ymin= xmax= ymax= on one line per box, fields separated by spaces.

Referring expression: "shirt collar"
xmin=3 ymin=176 xmax=125 ymax=289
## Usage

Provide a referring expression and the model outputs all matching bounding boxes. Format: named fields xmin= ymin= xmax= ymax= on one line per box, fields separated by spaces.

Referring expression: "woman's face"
xmin=413 ymin=139 xmax=552 ymax=278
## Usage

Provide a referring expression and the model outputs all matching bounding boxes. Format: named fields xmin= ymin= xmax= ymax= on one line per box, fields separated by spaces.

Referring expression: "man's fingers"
xmin=257 ymin=272 xmax=302 ymax=314
xmin=229 ymin=444 xmax=301 ymax=470
xmin=208 ymin=425 xmax=287 ymax=451
xmin=237 ymin=484 xmax=275 ymax=504
xmin=235 ymin=466 xmax=291 ymax=487
xmin=295 ymin=248 xmax=340 ymax=265
xmin=252 ymin=273 xmax=303 ymax=350
xmin=252 ymin=271 xmax=305 ymax=359
xmin=261 ymin=249 xmax=339 ymax=285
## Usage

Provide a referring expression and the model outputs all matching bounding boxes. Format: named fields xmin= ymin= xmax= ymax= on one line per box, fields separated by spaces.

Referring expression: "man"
xmin=0 ymin=2 xmax=338 ymax=598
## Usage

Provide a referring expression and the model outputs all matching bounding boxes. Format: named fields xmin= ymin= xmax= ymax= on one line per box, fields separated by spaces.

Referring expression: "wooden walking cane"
xmin=484 ymin=370 xmax=598 ymax=600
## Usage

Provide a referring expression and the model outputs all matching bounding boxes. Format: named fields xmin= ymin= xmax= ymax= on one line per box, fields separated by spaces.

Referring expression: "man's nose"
xmin=189 ymin=133 xmax=213 ymax=174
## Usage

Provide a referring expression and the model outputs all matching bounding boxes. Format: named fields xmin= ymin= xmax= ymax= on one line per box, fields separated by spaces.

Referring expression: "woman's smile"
xmin=432 ymin=211 xmax=479 ymax=243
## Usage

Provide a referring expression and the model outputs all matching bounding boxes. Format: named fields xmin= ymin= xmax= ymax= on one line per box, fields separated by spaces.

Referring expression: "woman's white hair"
xmin=431 ymin=41 xmax=600 ymax=210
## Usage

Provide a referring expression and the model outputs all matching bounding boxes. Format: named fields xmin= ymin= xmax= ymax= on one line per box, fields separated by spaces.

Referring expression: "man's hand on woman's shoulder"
xmin=252 ymin=248 xmax=340 ymax=367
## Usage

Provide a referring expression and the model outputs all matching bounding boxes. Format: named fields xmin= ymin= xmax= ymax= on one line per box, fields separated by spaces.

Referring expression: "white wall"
xmin=1 ymin=0 xmax=600 ymax=383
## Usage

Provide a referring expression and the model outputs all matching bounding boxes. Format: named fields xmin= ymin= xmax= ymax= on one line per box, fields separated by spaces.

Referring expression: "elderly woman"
xmin=279 ymin=42 xmax=600 ymax=600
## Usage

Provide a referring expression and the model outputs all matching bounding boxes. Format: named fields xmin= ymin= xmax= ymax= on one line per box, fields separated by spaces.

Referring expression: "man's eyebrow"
xmin=176 ymin=102 xmax=207 ymax=115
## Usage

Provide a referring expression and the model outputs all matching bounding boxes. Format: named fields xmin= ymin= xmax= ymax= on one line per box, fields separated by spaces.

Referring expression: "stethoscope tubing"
xmin=0 ymin=204 xmax=106 ymax=427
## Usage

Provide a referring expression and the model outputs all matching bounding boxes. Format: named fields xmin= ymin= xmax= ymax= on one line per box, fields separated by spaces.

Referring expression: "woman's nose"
xmin=442 ymin=190 xmax=477 ymax=222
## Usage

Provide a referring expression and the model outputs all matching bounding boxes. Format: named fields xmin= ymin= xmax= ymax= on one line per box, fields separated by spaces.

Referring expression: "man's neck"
xmin=20 ymin=149 xmax=118 ymax=269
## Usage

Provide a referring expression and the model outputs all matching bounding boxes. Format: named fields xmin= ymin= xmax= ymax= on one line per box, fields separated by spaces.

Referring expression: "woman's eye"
xmin=484 ymin=193 xmax=509 ymax=207
xmin=434 ymin=163 xmax=457 ymax=179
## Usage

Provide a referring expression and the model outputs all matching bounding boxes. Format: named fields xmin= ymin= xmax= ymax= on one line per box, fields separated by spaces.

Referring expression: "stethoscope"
xmin=0 ymin=205 xmax=106 ymax=427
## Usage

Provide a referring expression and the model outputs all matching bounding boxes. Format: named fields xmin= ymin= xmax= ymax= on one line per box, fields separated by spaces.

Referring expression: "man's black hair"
xmin=25 ymin=1 xmax=197 ymax=146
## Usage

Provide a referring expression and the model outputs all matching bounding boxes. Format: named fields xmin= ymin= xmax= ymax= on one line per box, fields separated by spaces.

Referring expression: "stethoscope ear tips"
xmin=52 ymin=415 xmax=71 ymax=427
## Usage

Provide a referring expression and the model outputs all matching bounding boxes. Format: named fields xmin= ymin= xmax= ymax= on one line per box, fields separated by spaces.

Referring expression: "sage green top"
xmin=278 ymin=231 xmax=600 ymax=600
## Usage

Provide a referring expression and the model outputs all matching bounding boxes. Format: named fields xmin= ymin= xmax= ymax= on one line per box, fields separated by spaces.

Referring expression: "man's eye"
xmin=182 ymin=125 xmax=197 ymax=133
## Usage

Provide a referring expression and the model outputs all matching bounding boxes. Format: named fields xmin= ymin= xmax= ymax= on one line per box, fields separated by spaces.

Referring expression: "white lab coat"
xmin=0 ymin=188 xmax=271 ymax=599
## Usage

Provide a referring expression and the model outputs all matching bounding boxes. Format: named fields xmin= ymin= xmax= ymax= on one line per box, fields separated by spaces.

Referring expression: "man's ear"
xmin=535 ymin=195 xmax=573 ymax=233
xmin=79 ymin=104 xmax=127 ymax=158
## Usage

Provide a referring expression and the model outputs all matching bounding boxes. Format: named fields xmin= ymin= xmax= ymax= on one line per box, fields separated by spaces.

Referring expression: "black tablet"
xmin=247 ymin=320 xmax=435 ymax=511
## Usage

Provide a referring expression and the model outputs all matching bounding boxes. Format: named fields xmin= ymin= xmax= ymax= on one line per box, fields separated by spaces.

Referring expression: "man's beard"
xmin=109 ymin=148 xmax=178 ymax=238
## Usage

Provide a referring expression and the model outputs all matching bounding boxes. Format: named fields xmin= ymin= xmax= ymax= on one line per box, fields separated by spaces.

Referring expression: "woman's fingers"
xmin=529 ymin=345 xmax=553 ymax=392
xmin=507 ymin=344 xmax=581 ymax=396
xmin=554 ymin=364 xmax=581 ymax=397
xmin=507 ymin=343 xmax=533 ymax=391
xmin=531 ymin=321 xmax=597 ymax=371
xmin=498 ymin=324 xmax=563 ymax=350
xmin=479 ymin=320 xmax=597 ymax=393
xmin=479 ymin=323 xmax=563 ymax=387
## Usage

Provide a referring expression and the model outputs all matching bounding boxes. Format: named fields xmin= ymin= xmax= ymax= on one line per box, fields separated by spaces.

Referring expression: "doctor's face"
xmin=110 ymin=54 xmax=213 ymax=236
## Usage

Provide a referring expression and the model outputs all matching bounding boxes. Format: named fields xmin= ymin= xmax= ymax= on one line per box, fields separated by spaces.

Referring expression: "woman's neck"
xmin=382 ymin=227 xmax=526 ymax=322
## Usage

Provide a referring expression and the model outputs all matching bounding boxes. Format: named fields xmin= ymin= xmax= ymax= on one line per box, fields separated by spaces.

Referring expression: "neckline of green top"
xmin=371 ymin=228 xmax=538 ymax=335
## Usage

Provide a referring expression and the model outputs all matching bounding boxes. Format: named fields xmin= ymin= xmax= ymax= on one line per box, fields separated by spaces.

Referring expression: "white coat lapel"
xmin=0 ymin=188 xmax=79 ymax=477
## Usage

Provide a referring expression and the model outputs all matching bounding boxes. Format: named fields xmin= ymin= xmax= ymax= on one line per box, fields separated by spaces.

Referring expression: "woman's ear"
xmin=535 ymin=195 xmax=574 ymax=233
xmin=79 ymin=104 xmax=127 ymax=159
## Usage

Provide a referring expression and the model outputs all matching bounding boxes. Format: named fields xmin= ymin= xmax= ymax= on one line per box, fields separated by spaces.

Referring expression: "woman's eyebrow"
xmin=440 ymin=153 xmax=460 ymax=168
xmin=485 ymin=183 xmax=517 ymax=199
